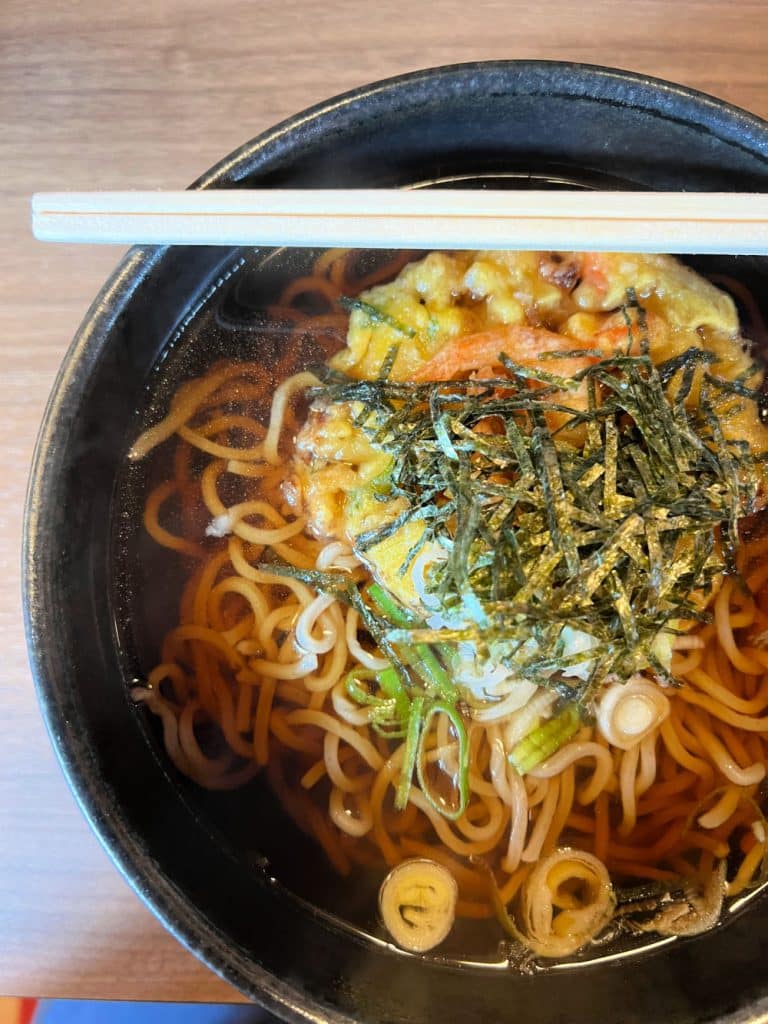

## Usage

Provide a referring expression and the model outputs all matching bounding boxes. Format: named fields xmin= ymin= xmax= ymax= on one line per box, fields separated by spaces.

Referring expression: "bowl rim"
xmin=192 ymin=58 xmax=768 ymax=190
xmin=22 ymin=59 xmax=768 ymax=1022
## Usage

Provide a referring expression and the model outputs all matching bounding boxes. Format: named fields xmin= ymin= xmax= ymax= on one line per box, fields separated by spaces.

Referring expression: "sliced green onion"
xmin=369 ymin=708 xmax=407 ymax=739
xmin=348 ymin=587 xmax=413 ymax=690
xmin=377 ymin=665 xmax=411 ymax=723
xmin=367 ymin=582 xmax=414 ymax=626
xmin=346 ymin=666 xmax=410 ymax=739
xmin=508 ymin=703 xmax=581 ymax=775
xmin=367 ymin=582 xmax=458 ymax=702
xmin=405 ymin=645 xmax=457 ymax=703
xmin=415 ymin=701 xmax=469 ymax=821
xmin=396 ymin=696 xmax=425 ymax=811
xmin=344 ymin=667 xmax=381 ymax=706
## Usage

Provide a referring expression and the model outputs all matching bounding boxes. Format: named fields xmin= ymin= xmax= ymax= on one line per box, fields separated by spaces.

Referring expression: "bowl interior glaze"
xmin=23 ymin=62 xmax=768 ymax=1024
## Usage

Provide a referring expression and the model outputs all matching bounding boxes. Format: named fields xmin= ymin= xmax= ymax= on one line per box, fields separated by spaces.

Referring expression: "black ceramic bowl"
xmin=23 ymin=61 xmax=768 ymax=1024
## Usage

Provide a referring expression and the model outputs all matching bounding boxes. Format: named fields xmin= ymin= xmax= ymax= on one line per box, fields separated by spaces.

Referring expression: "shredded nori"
xmin=339 ymin=296 xmax=416 ymax=338
xmin=306 ymin=298 xmax=764 ymax=708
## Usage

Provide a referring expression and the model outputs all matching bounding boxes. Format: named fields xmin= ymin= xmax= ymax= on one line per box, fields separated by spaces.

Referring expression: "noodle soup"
xmin=118 ymin=246 xmax=768 ymax=964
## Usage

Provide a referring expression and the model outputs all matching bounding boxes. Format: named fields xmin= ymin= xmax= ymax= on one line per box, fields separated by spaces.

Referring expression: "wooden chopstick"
xmin=30 ymin=189 xmax=768 ymax=254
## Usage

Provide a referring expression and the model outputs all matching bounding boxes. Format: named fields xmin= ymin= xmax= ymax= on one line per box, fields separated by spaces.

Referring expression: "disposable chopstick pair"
xmin=31 ymin=189 xmax=768 ymax=254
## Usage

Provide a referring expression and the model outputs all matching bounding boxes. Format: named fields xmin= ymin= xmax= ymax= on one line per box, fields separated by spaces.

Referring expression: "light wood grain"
xmin=3 ymin=0 xmax=768 ymax=1005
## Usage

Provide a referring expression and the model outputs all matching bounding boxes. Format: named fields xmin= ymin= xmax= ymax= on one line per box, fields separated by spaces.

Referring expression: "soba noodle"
xmin=130 ymin=248 xmax=768 ymax=959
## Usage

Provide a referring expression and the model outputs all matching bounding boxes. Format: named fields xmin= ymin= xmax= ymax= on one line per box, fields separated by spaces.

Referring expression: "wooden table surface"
xmin=3 ymin=0 xmax=768 ymax=1006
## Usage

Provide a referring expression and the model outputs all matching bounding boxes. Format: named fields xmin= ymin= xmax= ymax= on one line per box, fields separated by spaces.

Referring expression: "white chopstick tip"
xmin=31 ymin=193 xmax=49 ymax=241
